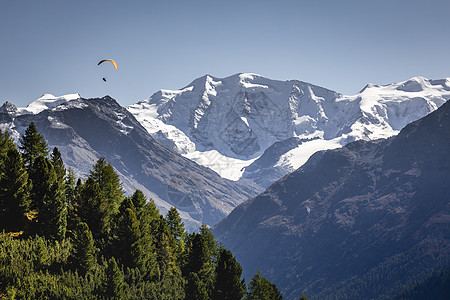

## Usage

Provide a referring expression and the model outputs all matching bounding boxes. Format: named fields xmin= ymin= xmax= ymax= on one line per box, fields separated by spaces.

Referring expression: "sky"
xmin=1 ymin=0 xmax=449 ymax=108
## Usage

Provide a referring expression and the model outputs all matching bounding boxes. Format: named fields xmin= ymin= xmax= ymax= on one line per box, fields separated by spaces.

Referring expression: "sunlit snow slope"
xmin=128 ymin=74 xmax=450 ymax=187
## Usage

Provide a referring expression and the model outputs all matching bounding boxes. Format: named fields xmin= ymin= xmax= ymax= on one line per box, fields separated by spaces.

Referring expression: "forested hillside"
xmin=0 ymin=123 xmax=284 ymax=299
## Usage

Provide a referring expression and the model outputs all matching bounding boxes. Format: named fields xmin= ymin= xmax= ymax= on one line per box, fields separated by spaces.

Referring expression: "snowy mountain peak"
xmin=128 ymin=74 xmax=450 ymax=184
xmin=0 ymin=101 xmax=18 ymax=115
xmin=18 ymin=93 xmax=81 ymax=115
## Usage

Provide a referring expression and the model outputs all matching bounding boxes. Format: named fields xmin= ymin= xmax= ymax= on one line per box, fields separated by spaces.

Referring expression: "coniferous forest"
xmin=0 ymin=123 xmax=285 ymax=299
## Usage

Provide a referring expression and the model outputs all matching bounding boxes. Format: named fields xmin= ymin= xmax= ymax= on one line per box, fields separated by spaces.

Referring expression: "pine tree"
xmin=50 ymin=147 xmax=65 ymax=183
xmin=0 ymin=130 xmax=15 ymax=159
xmin=186 ymin=272 xmax=209 ymax=300
xmin=89 ymin=157 xmax=124 ymax=214
xmin=130 ymin=189 xmax=146 ymax=212
xmin=39 ymin=180 xmax=67 ymax=241
xmin=28 ymin=155 xmax=57 ymax=235
xmin=185 ymin=231 xmax=215 ymax=299
xmin=166 ymin=206 xmax=185 ymax=242
xmin=74 ymin=177 xmax=109 ymax=241
xmin=166 ymin=206 xmax=186 ymax=264
xmin=19 ymin=122 xmax=48 ymax=171
xmin=199 ymin=224 xmax=218 ymax=260
xmin=245 ymin=270 xmax=283 ymax=300
xmin=113 ymin=198 xmax=143 ymax=269
xmin=65 ymin=167 xmax=77 ymax=205
xmin=0 ymin=147 xmax=30 ymax=232
xmin=71 ymin=222 xmax=96 ymax=275
xmin=29 ymin=155 xmax=56 ymax=210
xmin=105 ymin=257 xmax=125 ymax=299
xmin=134 ymin=195 xmax=158 ymax=279
xmin=212 ymin=248 xmax=246 ymax=300
xmin=150 ymin=214 xmax=184 ymax=297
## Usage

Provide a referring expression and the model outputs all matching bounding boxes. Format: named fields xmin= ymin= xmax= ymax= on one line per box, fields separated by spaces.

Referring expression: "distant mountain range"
xmin=213 ymin=98 xmax=450 ymax=299
xmin=1 ymin=74 xmax=449 ymax=234
xmin=0 ymin=94 xmax=261 ymax=231
xmin=127 ymin=74 xmax=450 ymax=187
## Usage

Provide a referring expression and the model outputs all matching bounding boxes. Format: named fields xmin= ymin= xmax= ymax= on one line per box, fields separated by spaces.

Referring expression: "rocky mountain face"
xmin=127 ymin=74 xmax=450 ymax=187
xmin=212 ymin=100 xmax=450 ymax=299
xmin=0 ymin=95 xmax=261 ymax=231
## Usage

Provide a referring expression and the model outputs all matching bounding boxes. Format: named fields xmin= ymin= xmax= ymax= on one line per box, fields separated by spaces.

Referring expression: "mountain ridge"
xmin=212 ymin=99 xmax=450 ymax=299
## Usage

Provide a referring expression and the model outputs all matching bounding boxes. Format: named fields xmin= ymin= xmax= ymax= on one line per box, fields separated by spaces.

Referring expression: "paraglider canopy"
xmin=97 ymin=59 xmax=117 ymax=70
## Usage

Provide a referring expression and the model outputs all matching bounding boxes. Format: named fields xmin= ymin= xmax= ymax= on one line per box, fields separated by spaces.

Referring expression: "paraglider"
xmin=97 ymin=59 xmax=117 ymax=70
xmin=98 ymin=59 xmax=117 ymax=82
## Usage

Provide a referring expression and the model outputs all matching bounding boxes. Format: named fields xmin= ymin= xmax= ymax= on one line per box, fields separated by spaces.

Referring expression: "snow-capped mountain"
xmin=127 ymin=74 xmax=450 ymax=187
xmin=0 ymin=95 xmax=261 ymax=231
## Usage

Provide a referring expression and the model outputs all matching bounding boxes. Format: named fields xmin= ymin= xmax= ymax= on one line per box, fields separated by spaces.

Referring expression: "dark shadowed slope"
xmin=213 ymin=100 xmax=450 ymax=299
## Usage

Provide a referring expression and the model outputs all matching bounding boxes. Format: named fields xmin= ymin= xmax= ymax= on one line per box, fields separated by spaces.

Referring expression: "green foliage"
xmin=50 ymin=147 xmax=66 ymax=183
xmin=0 ymin=147 xmax=30 ymax=232
xmin=186 ymin=271 xmax=209 ymax=300
xmin=29 ymin=155 xmax=63 ymax=237
xmin=0 ymin=125 xmax=283 ymax=299
xmin=73 ymin=177 xmax=109 ymax=241
xmin=0 ymin=130 xmax=15 ymax=159
xmin=19 ymin=122 xmax=49 ymax=170
xmin=199 ymin=224 xmax=219 ymax=260
xmin=246 ymin=270 xmax=283 ymax=300
xmin=184 ymin=230 xmax=216 ymax=299
xmin=89 ymin=157 xmax=124 ymax=214
xmin=71 ymin=222 xmax=96 ymax=275
xmin=166 ymin=206 xmax=186 ymax=264
xmin=130 ymin=189 xmax=146 ymax=211
xmin=212 ymin=247 xmax=246 ymax=300
xmin=65 ymin=167 xmax=77 ymax=205
xmin=113 ymin=199 xmax=143 ymax=269
xmin=39 ymin=179 xmax=67 ymax=241
xmin=166 ymin=206 xmax=185 ymax=240
xmin=105 ymin=257 xmax=125 ymax=299
xmin=29 ymin=155 xmax=57 ymax=212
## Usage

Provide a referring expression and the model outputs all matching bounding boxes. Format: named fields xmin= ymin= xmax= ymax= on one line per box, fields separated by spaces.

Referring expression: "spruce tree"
xmin=212 ymin=248 xmax=246 ymax=300
xmin=113 ymin=198 xmax=143 ymax=269
xmin=71 ymin=222 xmax=96 ymax=275
xmin=185 ymin=232 xmax=214 ymax=298
xmin=19 ymin=122 xmax=48 ymax=171
xmin=74 ymin=177 xmax=109 ymax=241
xmin=166 ymin=206 xmax=185 ymax=242
xmin=28 ymin=155 xmax=57 ymax=235
xmin=186 ymin=272 xmax=209 ymax=300
xmin=65 ymin=167 xmax=77 ymax=205
xmin=130 ymin=189 xmax=146 ymax=212
xmin=166 ymin=206 xmax=186 ymax=264
xmin=0 ymin=147 xmax=30 ymax=232
xmin=152 ymin=215 xmax=184 ymax=297
xmin=134 ymin=195 xmax=158 ymax=279
xmin=0 ymin=130 xmax=15 ymax=159
xmin=89 ymin=157 xmax=124 ymax=214
xmin=245 ymin=270 xmax=283 ymax=300
xmin=29 ymin=155 xmax=56 ymax=211
xmin=200 ymin=224 xmax=218 ymax=260
xmin=50 ymin=147 xmax=65 ymax=183
xmin=105 ymin=257 xmax=125 ymax=299
xmin=39 ymin=180 xmax=67 ymax=241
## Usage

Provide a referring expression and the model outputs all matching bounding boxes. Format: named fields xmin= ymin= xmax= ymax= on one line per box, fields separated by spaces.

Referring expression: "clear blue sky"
xmin=1 ymin=0 xmax=449 ymax=107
